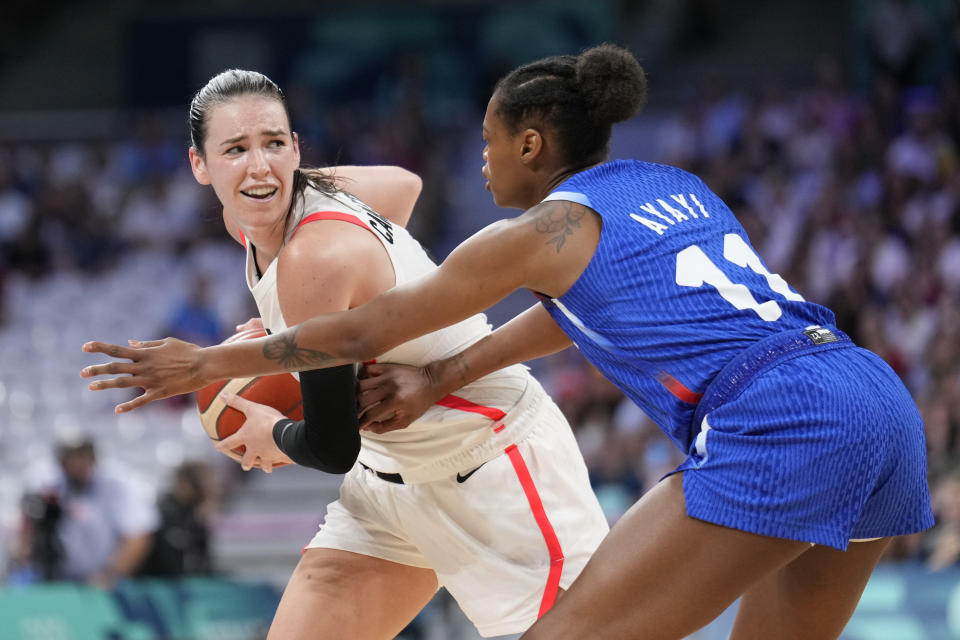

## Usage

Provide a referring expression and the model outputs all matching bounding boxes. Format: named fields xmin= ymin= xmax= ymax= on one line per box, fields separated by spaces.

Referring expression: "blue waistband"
xmin=692 ymin=326 xmax=852 ymax=429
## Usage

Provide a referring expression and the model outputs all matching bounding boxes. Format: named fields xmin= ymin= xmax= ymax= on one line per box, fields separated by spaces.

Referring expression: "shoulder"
xmin=520 ymin=199 xmax=595 ymax=239
xmin=282 ymin=220 xmax=378 ymax=271
xmin=277 ymin=214 xmax=394 ymax=301
xmin=512 ymin=198 xmax=601 ymax=294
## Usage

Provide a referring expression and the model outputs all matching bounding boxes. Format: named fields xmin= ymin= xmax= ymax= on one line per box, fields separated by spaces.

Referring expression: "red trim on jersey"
xmin=435 ymin=394 xmax=507 ymax=422
xmin=493 ymin=423 xmax=505 ymax=433
xmin=505 ymin=444 xmax=564 ymax=618
xmin=659 ymin=373 xmax=703 ymax=404
xmin=292 ymin=211 xmax=373 ymax=238
xmin=237 ymin=228 xmax=247 ymax=249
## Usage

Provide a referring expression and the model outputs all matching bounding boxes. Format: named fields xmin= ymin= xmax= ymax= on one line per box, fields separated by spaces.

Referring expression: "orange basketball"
xmin=195 ymin=328 xmax=302 ymax=465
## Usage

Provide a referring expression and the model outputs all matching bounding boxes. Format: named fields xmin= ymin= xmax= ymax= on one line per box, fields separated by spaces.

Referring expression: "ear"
xmin=518 ymin=128 xmax=543 ymax=166
xmin=189 ymin=147 xmax=211 ymax=185
xmin=292 ymin=131 xmax=301 ymax=162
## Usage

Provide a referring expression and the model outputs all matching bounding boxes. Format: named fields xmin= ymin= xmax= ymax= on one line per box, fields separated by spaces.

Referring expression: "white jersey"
xmin=244 ymin=185 xmax=545 ymax=481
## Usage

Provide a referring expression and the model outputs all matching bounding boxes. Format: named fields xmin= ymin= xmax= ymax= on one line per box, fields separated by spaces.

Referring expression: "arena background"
xmin=1 ymin=0 xmax=958 ymax=638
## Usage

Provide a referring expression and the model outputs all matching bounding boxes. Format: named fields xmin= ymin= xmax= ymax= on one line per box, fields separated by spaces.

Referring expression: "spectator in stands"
xmin=865 ymin=0 xmax=933 ymax=89
xmin=925 ymin=470 xmax=960 ymax=570
xmin=138 ymin=461 xmax=216 ymax=578
xmin=161 ymin=274 xmax=224 ymax=347
xmin=13 ymin=436 xmax=158 ymax=589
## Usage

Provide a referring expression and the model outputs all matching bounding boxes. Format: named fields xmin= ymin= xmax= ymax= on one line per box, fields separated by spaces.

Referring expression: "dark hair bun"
xmin=575 ymin=43 xmax=648 ymax=125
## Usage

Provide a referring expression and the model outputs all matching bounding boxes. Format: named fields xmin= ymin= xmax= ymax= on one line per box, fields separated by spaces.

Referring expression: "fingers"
xmin=358 ymin=363 xmax=385 ymax=380
xmin=219 ymin=391 xmax=253 ymax=414
xmin=216 ymin=432 xmax=244 ymax=453
xmin=357 ymin=386 xmax=393 ymax=416
xmin=359 ymin=403 xmax=401 ymax=427
xmin=240 ymin=449 xmax=258 ymax=472
xmin=114 ymin=390 xmax=162 ymax=414
xmin=85 ymin=374 xmax=139 ymax=389
xmin=214 ymin=432 xmax=268 ymax=472
xmin=82 ymin=341 xmax=142 ymax=360
xmin=361 ymin=415 xmax=407 ymax=434
xmin=357 ymin=375 xmax=391 ymax=393
xmin=128 ymin=339 xmax=165 ymax=348
xmin=235 ymin=317 xmax=264 ymax=332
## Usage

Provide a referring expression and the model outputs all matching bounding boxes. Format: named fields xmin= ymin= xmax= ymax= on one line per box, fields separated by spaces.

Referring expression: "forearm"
xmin=427 ymin=304 xmax=572 ymax=396
xmin=104 ymin=533 xmax=153 ymax=579
xmin=272 ymin=366 xmax=361 ymax=474
xmin=201 ymin=266 xmax=500 ymax=381
xmin=200 ymin=320 xmax=364 ymax=380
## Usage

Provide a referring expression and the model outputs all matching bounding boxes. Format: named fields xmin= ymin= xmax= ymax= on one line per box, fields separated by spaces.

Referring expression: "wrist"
xmin=200 ymin=343 xmax=234 ymax=386
xmin=194 ymin=347 xmax=211 ymax=386
xmin=426 ymin=357 xmax=463 ymax=399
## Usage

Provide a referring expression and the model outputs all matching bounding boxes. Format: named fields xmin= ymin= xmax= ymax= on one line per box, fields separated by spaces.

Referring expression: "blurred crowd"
xmin=4 ymin=26 xmax=960 ymax=593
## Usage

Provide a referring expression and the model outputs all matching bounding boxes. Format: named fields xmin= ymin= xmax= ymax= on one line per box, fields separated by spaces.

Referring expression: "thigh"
xmin=268 ymin=547 xmax=438 ymax=640
xmin=731 ymin=538 xmax=891 ymax=640
xmin=307 ymin=464 xmax=433 ymax=569
xmin=521 ymin=473 xmax=812 ymax=640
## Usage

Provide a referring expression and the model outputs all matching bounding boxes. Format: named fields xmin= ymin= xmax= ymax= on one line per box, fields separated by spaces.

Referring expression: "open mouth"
xmin=242 ymin=187 xmax=278 ymax=200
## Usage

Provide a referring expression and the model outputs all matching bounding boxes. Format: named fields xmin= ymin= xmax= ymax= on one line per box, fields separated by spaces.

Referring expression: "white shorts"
xmin=305 ymin=401 xmax=609 ymax=637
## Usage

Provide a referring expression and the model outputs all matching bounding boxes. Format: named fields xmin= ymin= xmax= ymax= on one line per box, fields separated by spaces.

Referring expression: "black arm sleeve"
xmin=271 ymin=365 xmax=361 ymax=474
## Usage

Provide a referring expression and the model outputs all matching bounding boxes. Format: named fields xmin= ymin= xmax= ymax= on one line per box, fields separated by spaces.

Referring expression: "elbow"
xmin=389 ymin=166 xmax=421 ymax=200
xmin=393 ymin=170 xmax=422 ymax=228
xmin=324 ymin=458 xmax=357 ymax=475
xmin=343 ymin=329 xmax=381 ymax=364
xmin=405 ymin=171 xmax=423 ymax=202
xmin=322 ymin=438 xmax=361 ymax=475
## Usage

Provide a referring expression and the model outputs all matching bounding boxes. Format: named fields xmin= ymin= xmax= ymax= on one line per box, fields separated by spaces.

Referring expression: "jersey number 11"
xmin=675 ymin=233 xmax=804 ymax=322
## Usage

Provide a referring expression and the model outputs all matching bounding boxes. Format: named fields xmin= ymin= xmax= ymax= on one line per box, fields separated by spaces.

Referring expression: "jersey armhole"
xmin=542 ymin=191 xmax=593 ymax=208
xmin=291 ymin=211 xmax=373 ymax=239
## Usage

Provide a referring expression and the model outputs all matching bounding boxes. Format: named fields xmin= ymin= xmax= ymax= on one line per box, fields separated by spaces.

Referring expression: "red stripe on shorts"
xmin=435 ymin=394 xmax=507 ymax=422
xmin=504 ymin=443 xmax=564 ymax=619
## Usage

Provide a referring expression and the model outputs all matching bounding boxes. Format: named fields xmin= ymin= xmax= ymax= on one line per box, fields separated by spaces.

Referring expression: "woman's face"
xmin=189 ymin=95 xmax=300 ymax=230
xmin=481 ymin=93 xmax=538 ymax=210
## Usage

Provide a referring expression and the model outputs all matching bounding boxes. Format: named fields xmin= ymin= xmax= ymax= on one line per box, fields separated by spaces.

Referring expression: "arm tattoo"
xmin=532 ymin=201 xmax=585 ymax=252
xmin=263 ymin=327 xmax=336 ymax=370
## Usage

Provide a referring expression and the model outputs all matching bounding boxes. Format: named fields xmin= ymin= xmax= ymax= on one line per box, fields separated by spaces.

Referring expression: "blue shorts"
xmin=673 ymin=328 xmax=934 ymax=550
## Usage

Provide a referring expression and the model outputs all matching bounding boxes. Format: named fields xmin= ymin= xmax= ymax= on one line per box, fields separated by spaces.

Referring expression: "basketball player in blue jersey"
xmin=83 ymin=44 xmax=934 ymax=638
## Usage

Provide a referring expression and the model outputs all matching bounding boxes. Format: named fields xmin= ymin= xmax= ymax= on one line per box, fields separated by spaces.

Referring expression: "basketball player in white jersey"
xmin=182 ymin=69 xmax=608 ymax=639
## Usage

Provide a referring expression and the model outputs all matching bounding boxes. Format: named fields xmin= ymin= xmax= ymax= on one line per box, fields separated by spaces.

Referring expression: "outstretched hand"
xmin=357 ymin=362 xmax=444 ymax=434
xmin=215 ymin=392 xmax=292 ymax=473
xmin=80 ymin=337 xmax=207 ymax=413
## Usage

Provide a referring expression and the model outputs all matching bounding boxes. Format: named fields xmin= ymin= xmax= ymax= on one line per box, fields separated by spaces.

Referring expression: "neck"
xmin=530 ymin=159 xmax=605 ymax=207
xmin=237 ymin=197 xmax=296 ymax=263
xmin=243 ymin=226 xmax=285 ymax=264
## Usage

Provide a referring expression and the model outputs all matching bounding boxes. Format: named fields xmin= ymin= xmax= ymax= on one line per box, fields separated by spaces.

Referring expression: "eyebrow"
xmin=218 ymin=129 xmax=289 ymax=147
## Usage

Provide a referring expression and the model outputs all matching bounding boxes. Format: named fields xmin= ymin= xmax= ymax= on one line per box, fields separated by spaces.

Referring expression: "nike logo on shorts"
xmin=456 ymin=462 xmax=487 ymax=483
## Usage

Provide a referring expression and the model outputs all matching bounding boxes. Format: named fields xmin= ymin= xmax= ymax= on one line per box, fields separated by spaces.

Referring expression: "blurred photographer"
xmin=11 ymin=436 xmax=158 ymax=588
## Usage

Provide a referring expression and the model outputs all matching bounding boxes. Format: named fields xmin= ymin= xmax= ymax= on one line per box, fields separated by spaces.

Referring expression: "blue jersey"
xmin=539 ymin=160 xmax=835 ymax=452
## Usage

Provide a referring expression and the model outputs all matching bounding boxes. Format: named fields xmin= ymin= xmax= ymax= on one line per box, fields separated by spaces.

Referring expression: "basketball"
xmin=195 ymin=328 xmax=303 ymax=465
